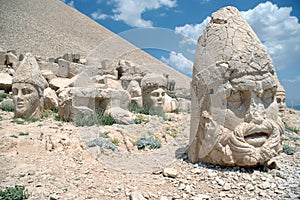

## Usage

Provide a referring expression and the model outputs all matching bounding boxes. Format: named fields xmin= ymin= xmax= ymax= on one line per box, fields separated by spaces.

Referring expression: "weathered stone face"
xmin=12 ymin=53 xmax=45 ymax=119
xmin=12 ymin=83 xmax=41 ymax=118
xmin=147 ymin=88 xmax=166 ymax=112
xmin=188 ymin=6 xmax=283 ymax=166
xmin=141 ymin=74 xmax=167 ymax=113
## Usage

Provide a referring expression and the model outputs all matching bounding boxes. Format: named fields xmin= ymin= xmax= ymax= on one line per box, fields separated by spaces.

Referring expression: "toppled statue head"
xmin=141 ymin=74 xmax=167 ymax=113
xmin=188 ymin=6 xmax=283 ymax=166
xmin=12 ymin=53 xmax=46 ymax=119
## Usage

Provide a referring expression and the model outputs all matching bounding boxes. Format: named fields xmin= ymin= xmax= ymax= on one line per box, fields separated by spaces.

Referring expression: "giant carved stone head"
xmin=141 ymin=74 xmax=167 ymax=113
xmin=12 ymin=53 xmax=46 ymax=119
xmin=188 ymin=7 xmax=283 ymax=166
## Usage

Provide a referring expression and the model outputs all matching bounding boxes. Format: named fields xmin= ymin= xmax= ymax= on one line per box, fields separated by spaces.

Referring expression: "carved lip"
xmin=17 ymin=102 xmax=24 ymax=108
xmin=244 ymin=126 xmax=271 ymax=147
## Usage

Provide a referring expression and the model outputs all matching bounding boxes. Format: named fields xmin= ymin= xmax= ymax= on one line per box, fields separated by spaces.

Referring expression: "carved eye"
xmin=262 ymin=88 xmax=274 ymax=105
xmin=22 ymin=88 xmax=33 ymax=95
xmin=12 ymin=88 xmax=18 ymax=95
xmin=161 ymin=92 xmax=165 ymax=97
xmin=227 ymin=91 xmax=243 ymax=109
xmin=151 ymin=92 xmax=159 ymax=97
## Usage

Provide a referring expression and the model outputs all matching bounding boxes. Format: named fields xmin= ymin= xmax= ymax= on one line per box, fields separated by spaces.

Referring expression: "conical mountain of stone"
xmin=189 ymin=6 xmax=283 ymax=166
xmin=0 ymin=0 xmax=190 ymax=90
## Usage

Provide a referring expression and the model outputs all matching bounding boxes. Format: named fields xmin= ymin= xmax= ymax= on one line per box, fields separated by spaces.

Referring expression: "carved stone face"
xmin=276 ymin=91 xmax=286 ymax=115
xmin=146 ymin=88 xmax=166 ymax=112
xmin=202 ymin=75 xmax=283 ymax=166
xmin=12 ymin=83 xmax=41 ymax=118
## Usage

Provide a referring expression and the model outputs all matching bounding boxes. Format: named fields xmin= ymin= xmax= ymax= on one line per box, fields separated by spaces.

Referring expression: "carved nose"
xmin=245 ymin=93 xmax=265 ymax=124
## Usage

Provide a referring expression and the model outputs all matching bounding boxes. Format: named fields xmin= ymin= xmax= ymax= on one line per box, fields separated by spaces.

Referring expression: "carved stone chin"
xmin=188 ymin=6 xmax=284 ymax=166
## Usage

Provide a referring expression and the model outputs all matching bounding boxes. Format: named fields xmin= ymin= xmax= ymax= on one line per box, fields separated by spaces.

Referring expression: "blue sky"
xmin=62 ymin=0 xmax=300 ymax=106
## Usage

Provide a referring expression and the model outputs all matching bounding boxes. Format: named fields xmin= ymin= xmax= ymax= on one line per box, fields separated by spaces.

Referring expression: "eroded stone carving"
xmin=12 ymin=53 xmax=46 ymax=119
xmin=141 ymin=74 xmax=167 ymax=113
xmin=274 ymin=74 xmax=286 ymax=117
xmin=188 ymin=7 xmax=283 ymax=166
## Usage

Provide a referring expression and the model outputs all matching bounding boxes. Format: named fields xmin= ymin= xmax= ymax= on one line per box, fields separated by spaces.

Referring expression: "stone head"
xmin=141 ymin=74 xmax=167 ymax=113
xmin=189 ymin=6 xmax=283 ymax=166
xmin=12 ymin=53 xmax=45 ymax=119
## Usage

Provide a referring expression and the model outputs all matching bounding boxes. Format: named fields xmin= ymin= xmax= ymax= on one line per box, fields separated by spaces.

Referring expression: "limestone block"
xmin=178 ymin=98 xmax=191 ymax=113
xmin=105 ymin=107 xmax=135 ymax=125
xmin=39 ymin=61 xmax=59 ymax=75
xmin=163 ymin=94 xmax=178 ymax=113
xmin=5 ymin=52 xmax=18 ymax=67
xmin=0 ymin=50 xmax=6 ymax=65
xmin=57 ymin=59 xmax=70 ymax=78
xmin=49 ymin=77 xmax=74 ymax=91
xmin=0 ymin=73 xmax=12 ymax=91
xmin=44 ymin=87 xmax=58 ymax=110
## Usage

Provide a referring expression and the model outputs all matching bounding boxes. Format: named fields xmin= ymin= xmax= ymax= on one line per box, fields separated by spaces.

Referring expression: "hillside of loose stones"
xmin=0 ymin=108 xmax=299 ymax=200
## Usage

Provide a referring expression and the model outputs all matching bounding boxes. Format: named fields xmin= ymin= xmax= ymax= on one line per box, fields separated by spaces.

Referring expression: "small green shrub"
xmin=73 ymin=108 xmax=116 ymax=127
xmin=135 ymin=136 xmax=161 ymax=150
xmin=165 ymin=127 xmax=178 ymax=138
xmin=110 ymin=138 xmax=120 ymax=146
xmin=99 ymin=131 xmax=109 ymax=138
xmin=87 ymin=138 xmax=117 ymax=151
xmin=130 ymin=102 xmax=150 ymax=115
xmin=0 ymin=101 xmax=14 ymax=112
xmin=132 ymin=114 xmax=149 ymax=124
xmin=283 ymin=144 xmax=297 ymax=155
xmin=0 ymin=185 xmax=29 ymax=200
xmin=19 ymin=132 xmax=29 ymax=136
xmin=99 ymin=114 xmax=116 ymax=126
xmin=0 ymin=92 xmax=10 ymax=102
xmin=12 ymin=118 xmax=24 ymax=125
xmin=172 ymin=108 xmax=180 ymax=114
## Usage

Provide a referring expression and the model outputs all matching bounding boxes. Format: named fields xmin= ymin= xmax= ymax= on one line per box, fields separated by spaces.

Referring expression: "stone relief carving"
xmin=12 ymin=53 xmax=46 ymax=119
xmin=188 ymin=6 xmax=283 ymax=166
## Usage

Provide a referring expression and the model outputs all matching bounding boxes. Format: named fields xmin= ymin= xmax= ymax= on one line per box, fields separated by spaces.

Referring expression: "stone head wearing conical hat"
xmin=12 ymin=53 xmax=46 ymax=119
xmin=188 ymin=6 xmax=283 ymax=167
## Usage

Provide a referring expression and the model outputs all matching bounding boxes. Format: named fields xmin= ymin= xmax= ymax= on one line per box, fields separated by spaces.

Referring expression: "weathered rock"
xmin=12 ymin=52 xmax=46 ymax=119
xmin=0 ymin=73 xmax=12 ymax=91
xmin=5 ymin=52 xmax=18 ymax=68
xmin=274 ymin=74 xmax=286 ymax=117
xmin=130 ymin=191 xmax=147 ymax=200
xmin=57 ymin=58 xmax=70 ymax=78
xmin=163 ymin=167 xmax=178 ymax=178
xmin=163 ymin=94 xmax=178 ymax=113
xmin=188 ymin=6 xmax=283 ymax=166
xmin=44 ymin=87 xmax=58 ymax=110
xmin=105 ymin=107 xmax=135 ymax=125
xmin=0 ymin=50 xmax=6 ymax=65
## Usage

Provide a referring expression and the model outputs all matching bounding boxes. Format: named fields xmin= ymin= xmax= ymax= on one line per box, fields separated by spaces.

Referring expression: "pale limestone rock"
xmin=57 ymin=87 xmax=130 ymax=121
xmin=57 ymin=59 xmax=70 ymax=78
xmin=44 ymin=87 xmax=58 ymax=110
xmin=0 ymin=50 xmax=6 ymax=65
xmin=12 ymin=53 xmax=46 ymax=119
xmin=5 ymin=52 xmax=18 ymax=68
xmin=105 ymin=107 xmax=135 ymax=125
xmin=188 ymin=6 xmax=283 ymax=166
xmin=127 ymin=80 xmax=143 ymax=107
xmin=49 ymin=77 xmax=74 ymax=90
xmin=0 ymin=73 xmax=12 ymax=91
xmin=178 ymin=98 xmax=191 ymax=113
xmin=163 ymin=94 xmax=178 ymax=113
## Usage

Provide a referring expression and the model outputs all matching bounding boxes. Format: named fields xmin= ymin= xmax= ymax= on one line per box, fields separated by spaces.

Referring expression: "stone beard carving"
xmin=141 ymin=74 xmax=167 ymax=113
xmin=12 ymin=53 xmax=45 ymax=119
xmin=188 ymin=6 xmax=283 ymax=166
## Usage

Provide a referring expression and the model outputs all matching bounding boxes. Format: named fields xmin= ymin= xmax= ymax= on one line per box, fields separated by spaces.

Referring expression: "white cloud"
xmin=161 ymin=51 xmax=193 ymax=75
xmin=283 ymin=76 xmax=300 ymax=83
xmin=91 ymin=10 xmax=109 ymax=20
xmin=111 ymin=0 xmax=177 ymax=28
xmin=174 ymin=2 xmax=300 ymax=71
xmin=241 ymin=1 xmax=300 ymax=70
xmin=68 ymin=0 xmax=74 ymax=7
xmin=175 ymin=16 xmax=210 ymax=45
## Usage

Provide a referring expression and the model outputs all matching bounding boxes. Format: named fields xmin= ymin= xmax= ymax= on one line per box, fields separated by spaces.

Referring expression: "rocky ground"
xmin=0 ymin=109 xmax=299 ymax=200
